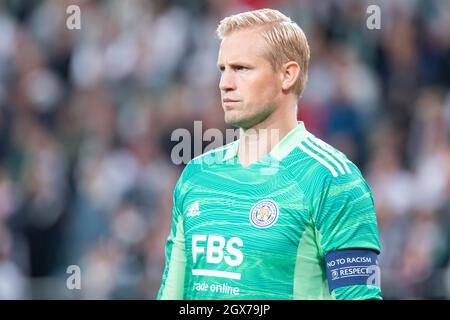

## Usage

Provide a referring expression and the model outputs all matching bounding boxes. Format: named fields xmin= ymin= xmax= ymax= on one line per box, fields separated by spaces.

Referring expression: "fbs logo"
xmin=186 ymin=201 xmax=200 ymax=217
xmin=192 ymin=235 xmax=243 ymax=266
xmin=191 ymin=234 xmax=244 ymax=280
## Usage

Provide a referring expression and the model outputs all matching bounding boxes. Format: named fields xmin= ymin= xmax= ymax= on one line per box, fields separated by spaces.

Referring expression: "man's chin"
xmin=224 ymin=115 xmax=247 ymax=129
xmin=224 ymin=112 xmax=271 ymax=130
xmin=225 ymin=118 xmax=255 ymax=130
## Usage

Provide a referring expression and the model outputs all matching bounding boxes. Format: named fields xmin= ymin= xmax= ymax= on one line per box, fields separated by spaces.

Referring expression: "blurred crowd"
xmin=0 ymin=0 xmax=449 ymax=299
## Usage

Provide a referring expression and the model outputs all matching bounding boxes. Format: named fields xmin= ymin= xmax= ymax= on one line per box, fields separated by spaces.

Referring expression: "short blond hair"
xmin=216 ymin=8 xmax=310 ymax=98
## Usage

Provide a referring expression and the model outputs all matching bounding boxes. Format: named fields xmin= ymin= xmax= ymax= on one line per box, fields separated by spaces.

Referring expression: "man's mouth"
xmin=223 ymin=98 xmax=240 ymax=103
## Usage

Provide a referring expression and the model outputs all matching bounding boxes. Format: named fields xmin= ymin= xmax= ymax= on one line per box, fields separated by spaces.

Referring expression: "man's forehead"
xmin=217 ymin=30 xmax=268 ymax=63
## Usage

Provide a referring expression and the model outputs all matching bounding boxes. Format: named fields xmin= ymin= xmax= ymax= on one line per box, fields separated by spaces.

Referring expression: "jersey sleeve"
xmin=310 ymin=165 xmax=382 ymax=300
xmin=157 ymin=175 xmax=186 ymax=300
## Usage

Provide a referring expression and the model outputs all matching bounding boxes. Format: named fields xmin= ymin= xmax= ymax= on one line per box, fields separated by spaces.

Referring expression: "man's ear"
xmin=280 ymin=61 xmax=300 ymax=92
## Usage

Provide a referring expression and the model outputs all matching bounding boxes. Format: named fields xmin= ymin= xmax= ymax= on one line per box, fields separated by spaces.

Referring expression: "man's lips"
xmin=222 ymin=98 xmax=240 ymax=103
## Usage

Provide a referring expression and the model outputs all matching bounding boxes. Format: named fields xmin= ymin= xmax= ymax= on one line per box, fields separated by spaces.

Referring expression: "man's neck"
xmin=237 ymin=106 xmax=298 ymax=167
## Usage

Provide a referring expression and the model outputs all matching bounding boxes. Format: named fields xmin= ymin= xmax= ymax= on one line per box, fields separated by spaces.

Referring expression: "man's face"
xmin=217 ymin=29 xmax=282 ymax=129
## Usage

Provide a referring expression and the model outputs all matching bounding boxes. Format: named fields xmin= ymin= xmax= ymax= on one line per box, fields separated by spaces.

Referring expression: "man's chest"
xmin=180 ymin=173 xmax=312 ymax=260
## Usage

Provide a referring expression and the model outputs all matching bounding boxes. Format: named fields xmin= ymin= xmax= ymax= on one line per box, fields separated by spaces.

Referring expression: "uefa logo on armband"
xmin=249 ymin=199 xmax=279 ymax=228
xmin=331 ymin=270 xmax=339 ymax=280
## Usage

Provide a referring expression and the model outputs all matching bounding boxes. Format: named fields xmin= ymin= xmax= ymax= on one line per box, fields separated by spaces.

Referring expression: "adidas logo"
xmin=186 ymin=201 xmax=200 ymax=217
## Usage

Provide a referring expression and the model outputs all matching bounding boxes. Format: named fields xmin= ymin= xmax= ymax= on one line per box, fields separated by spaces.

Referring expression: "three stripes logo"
xmin=298 ymin=136 xmax=352 ymax=177
xmin=186 ymin=200 xmax=200 ymax=217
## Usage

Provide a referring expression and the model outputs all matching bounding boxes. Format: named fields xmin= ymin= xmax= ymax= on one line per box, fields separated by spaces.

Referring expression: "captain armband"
xmin=325 ymin=249 xmax=380 ymax=292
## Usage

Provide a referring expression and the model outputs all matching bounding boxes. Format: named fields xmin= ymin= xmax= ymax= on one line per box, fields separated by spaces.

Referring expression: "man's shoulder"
xmin=191 ymin=140 xmax=237 ymax=165
xmin=288 ymin=134 xmax=362 ymax=184
xmin=179 ymin=140 xmax=238 ymax=178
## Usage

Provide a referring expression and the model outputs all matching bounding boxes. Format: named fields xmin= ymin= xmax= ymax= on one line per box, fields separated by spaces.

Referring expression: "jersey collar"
xmin=223 ymin=121 xmax=310 ymax=162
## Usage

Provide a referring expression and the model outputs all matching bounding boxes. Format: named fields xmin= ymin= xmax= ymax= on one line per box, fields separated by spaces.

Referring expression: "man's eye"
xmin=236 ymin=66 xmax=247 ymax=71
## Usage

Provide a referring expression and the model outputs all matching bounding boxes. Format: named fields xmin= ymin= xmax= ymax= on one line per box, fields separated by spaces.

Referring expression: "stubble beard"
xmin=224 ymin=104 xmax=275 ymax=130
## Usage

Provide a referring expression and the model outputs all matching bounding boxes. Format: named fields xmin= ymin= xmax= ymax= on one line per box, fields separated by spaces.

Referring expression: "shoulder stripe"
xmin=298 ymin=142 xmax=338 ymax=177
xmin=303 ymin=139 xmax=346 ymax=175
xmin=308 ymin=137 xmax=352 ymax=174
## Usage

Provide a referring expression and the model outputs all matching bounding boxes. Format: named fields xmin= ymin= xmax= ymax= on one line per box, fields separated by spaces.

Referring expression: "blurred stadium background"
xmin=0 ymin=0 xmax=450 ymax=299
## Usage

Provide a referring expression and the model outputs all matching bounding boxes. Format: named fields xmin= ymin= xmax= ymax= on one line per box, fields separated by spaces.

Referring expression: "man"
xmin=158 ymin=8 xmax=381 ymax=300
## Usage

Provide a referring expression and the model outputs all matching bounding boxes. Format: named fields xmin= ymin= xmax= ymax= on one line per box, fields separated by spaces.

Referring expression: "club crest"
xmin=249 ymin=199 xmax=279 ymax=228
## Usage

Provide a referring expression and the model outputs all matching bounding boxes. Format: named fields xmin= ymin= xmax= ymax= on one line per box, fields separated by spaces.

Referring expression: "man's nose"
xmin=219 ymin=70 xmax=236 ymax=91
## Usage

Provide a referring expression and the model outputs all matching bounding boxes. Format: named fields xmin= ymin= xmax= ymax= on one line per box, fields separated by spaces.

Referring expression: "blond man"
xmin=158 ymin=8 xmax=381 ymax=300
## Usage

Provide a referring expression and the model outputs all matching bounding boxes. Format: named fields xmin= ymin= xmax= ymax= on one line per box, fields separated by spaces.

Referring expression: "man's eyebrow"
xmin=217 ymin=62 xmax=252 ymax=69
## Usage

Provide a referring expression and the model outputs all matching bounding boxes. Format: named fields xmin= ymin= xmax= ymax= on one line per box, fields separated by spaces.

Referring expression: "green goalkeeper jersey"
xmin=158 ymin=121 xmax=381 ymax=300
